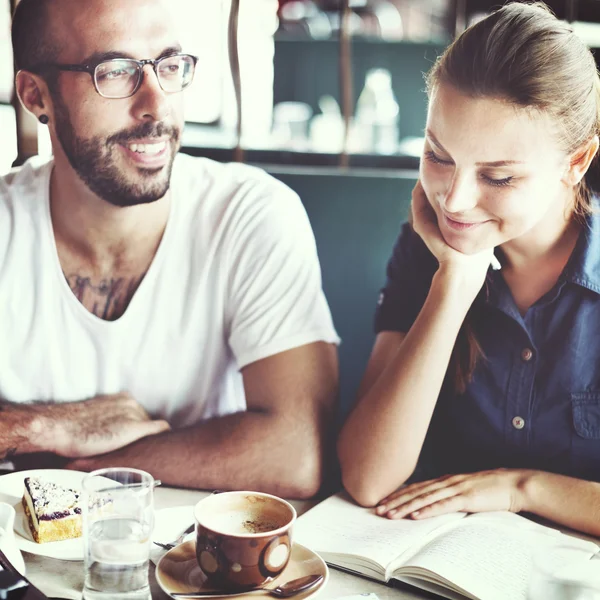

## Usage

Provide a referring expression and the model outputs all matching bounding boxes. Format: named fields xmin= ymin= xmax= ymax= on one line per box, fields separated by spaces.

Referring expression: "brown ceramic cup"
xmin=194 ymin=491 xmax=297 ymax=591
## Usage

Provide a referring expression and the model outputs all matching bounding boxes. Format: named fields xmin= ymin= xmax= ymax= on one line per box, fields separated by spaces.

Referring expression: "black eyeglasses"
xmin=31 ymin=53 xmax=198 ymax=99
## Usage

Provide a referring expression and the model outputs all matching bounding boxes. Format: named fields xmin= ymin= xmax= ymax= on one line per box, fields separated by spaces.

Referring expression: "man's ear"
xmin=563 ymin=135 xmax=600 ymax=186
xmin=15 ymin=70 xmax=54 ymax=122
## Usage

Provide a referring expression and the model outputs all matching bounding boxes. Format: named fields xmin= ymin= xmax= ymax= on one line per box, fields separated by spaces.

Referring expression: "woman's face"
xmin=421 ymin=82 xmax=573 ymax=255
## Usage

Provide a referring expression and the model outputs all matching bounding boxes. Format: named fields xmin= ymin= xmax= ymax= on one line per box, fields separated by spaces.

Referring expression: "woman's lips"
xmin=443 ymin=213 xmax=486 ymax=231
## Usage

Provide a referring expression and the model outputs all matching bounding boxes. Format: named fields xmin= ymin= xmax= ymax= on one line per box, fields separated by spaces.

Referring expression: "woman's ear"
xmin=15 ymin=70 xmax=54 ymax=123
xmin=563 ymin=135 xmax=599 ymax=186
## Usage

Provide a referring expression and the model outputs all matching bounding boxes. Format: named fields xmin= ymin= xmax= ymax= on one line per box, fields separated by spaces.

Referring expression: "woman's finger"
xmin=377 ymin=479 xmax=443 ymax=512
xmin=405 ymin=495 xmax=465 ymax=520
xmin=378 ymin=474 xmax=459 ymax=512
xmin=386 ymin=485 xmax=461 ymax=519
xmin=379 ymin=478 xmax=463 ymax=516
xmin=378 ymin=479 xmax=436 ymax=507
xmin=410 ymin=180 xmax=449 ymax=254
xmin=411 ymin=181 xmax=434 ymax=231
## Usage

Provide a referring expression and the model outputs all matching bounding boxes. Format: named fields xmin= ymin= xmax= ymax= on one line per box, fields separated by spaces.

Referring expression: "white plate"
xmin=151 ymin=505 xmax=196 ymax=566
xmin=0 ymin=469 xmax=90 ymax=561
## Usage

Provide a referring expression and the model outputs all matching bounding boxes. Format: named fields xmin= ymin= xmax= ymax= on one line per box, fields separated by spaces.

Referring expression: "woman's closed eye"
xmin=481 ymin=173 xmax=514 ymax=187
xmin=424 ymin=150 xmax=453 ymax=166
xmin=425 ymin=150 xmax=515 ymax=188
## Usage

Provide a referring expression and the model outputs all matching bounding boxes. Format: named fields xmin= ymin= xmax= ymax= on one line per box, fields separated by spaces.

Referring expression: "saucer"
xmin=156 ymin=540 xmax=328 ymax=599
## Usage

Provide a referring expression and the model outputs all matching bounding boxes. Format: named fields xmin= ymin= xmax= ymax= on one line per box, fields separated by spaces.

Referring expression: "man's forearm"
xmin=0 ymin=400 xmax=45 ymax=459
xmin=68 ymin=414 xmax=327 ymax=498
xmin=520 ymin=470 xmax=600 ymax=537
xmin=69 ymin=409 xmax=328 ymax=499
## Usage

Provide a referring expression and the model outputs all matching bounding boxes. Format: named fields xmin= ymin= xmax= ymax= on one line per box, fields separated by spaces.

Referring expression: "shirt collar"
xmin=563 ymin=201 xmax=600 ymax=294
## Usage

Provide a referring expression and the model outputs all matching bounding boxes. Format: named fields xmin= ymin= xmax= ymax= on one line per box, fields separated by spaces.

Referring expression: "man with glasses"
xmin=37 ymin=54 xmax=199 ymax=102
xmin=0 ymin=0 xmax=339 ymax=497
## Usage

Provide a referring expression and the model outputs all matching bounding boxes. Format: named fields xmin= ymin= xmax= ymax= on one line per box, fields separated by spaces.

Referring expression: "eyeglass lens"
xmin=94 ymin=55 xmax=195 ymax=99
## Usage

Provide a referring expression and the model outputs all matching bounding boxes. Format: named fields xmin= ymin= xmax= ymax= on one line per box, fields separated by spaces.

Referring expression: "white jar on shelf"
xmin=355 ymin=68 xmax=400 ymax=155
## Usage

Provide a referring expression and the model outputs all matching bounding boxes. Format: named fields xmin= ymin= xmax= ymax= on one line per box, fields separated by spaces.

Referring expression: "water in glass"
xmin=82 ymin=468 xmax=155 ymax=600
xmin=84 ymin=517 xmax=151 ymax=599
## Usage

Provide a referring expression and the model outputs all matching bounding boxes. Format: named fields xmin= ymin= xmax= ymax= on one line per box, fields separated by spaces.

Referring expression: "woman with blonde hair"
xmin=338 ymin=1 xmax=600 ymax=535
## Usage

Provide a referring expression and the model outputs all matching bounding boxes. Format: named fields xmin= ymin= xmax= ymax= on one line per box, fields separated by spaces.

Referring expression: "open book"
xmin=294 ymin=492 xmax=600 ymax=600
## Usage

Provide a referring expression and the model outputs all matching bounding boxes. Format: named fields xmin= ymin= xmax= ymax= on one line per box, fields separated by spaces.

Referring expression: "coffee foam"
xmin=204 ymin=509 xmax=285 ymax=535
xmin=195 ymin=492 xmax=295 ymax=537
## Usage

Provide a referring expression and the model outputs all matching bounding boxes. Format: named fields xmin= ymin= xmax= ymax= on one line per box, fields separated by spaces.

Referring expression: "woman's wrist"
xmin=432 ymin=265 xmax=484 ymax=309
xmin=514 ymin=469 xmax=544 ymax=514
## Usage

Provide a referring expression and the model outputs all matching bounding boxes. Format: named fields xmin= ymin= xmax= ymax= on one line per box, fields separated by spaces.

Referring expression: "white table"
xmin=23 ymin=485 xmax=433 ymax=600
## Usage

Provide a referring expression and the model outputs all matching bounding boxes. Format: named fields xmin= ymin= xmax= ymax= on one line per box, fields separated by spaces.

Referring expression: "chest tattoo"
xmin=65 ymin=272 xmax=147 ymax=321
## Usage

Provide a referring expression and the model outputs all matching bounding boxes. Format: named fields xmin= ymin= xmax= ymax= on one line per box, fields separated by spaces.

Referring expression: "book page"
xmin=397 ymin=512 xmax=599 ymax=600
xmin=294 ymin=492 xmax=466 ymax=573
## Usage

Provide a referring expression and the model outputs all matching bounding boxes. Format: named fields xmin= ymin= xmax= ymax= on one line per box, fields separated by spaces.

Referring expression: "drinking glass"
xmin=528 ymin=543 xmax=600 ymax=600
xmin=82 ymin=468 xmax=155 ymax=600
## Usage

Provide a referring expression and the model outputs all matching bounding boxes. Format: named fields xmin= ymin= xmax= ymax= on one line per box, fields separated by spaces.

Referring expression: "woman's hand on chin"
xmin=411 ymin=179 xmax=497 ymax=296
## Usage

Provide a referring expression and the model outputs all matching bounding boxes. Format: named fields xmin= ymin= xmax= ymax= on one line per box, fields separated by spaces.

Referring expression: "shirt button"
xmin=512 ymin=416 xmax=525 ymax=430
xmin=521 ymin=348 xmax=533 ymax=361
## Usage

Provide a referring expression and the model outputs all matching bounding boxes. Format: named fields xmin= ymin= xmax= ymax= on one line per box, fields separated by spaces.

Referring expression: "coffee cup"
xmin=194 ymin=491 xmax=296 ymax=591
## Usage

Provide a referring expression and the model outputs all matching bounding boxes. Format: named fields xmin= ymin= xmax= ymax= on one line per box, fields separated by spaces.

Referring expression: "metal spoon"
xmin=153 ymin=523 xmax=196 ymax=550
xmin=171 ymin=574 xmax=324 ymax=598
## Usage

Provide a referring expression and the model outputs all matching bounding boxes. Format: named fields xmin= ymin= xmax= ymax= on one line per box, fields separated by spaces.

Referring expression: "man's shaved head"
xmin=11 ymin=0 xmax=62 ymax=71
xmin=12 ymin=0 xmax=178 ymax=72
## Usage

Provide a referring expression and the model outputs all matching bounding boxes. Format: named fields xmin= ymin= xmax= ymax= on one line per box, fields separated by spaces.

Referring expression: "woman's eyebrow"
xmin=426 ymin=129 xmax=448 ymax=153
xmin=476 ymin=159 xmax=525 ymax=167
xmin=426 ymin=129 xmax=525 ymax=167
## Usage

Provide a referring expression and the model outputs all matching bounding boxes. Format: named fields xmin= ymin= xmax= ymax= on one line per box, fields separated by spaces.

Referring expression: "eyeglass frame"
xmin=28 ymin=53 xmax=199 ymax=99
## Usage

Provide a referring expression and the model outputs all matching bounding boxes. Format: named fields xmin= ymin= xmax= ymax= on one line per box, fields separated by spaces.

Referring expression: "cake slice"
xmin=22 ymin=476 xmax=82 ymax=543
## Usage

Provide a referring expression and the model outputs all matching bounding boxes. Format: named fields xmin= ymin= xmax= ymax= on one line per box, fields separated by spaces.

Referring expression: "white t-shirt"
xmin=0 ymin=154 xmax=339 ymax=427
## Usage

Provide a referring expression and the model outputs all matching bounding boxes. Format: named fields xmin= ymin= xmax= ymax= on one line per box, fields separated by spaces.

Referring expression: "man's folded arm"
xmin=0 ymin=394 xmax=170 ymax=461
xmin=68 ymin=341 xmax=339 ymax=499
xmin=0 ymin=400 xmax=43 ymax=460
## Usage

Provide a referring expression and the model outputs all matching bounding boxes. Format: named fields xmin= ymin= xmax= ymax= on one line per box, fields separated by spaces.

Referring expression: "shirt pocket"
xmin=571 ymin=392 xmax=600 ymax=481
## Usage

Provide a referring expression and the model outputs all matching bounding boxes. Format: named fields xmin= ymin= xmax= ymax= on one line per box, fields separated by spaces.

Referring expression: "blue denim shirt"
xmin=375 ymin=208 xmax=600 ymax=482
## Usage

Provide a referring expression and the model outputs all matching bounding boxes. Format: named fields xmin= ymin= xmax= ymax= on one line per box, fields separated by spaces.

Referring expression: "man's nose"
xmin=441 ymin=172 xmax=478 ymax=214
xmin=131 ymin=65 xmax=171 ymax=122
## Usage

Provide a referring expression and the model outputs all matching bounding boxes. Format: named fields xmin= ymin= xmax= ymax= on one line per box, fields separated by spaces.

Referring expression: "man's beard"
xmin=52 ymin=95 xmax=180 ymax=207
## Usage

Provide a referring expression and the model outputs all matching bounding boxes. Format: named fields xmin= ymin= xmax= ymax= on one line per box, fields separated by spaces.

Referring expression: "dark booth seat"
xmin=268 ymin=166 xmax=417 ymax=419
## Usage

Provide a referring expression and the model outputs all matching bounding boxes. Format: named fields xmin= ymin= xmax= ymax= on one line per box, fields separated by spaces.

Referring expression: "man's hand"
xmin=375 ymin=469 xmax=533 ymax=519
xmin=34 ymin=393 xmax=170 ymax=458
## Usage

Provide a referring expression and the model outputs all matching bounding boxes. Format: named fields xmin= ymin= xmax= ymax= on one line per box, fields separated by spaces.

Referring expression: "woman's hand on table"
xmin=376 ymin=468 xmax=535 ymax=519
